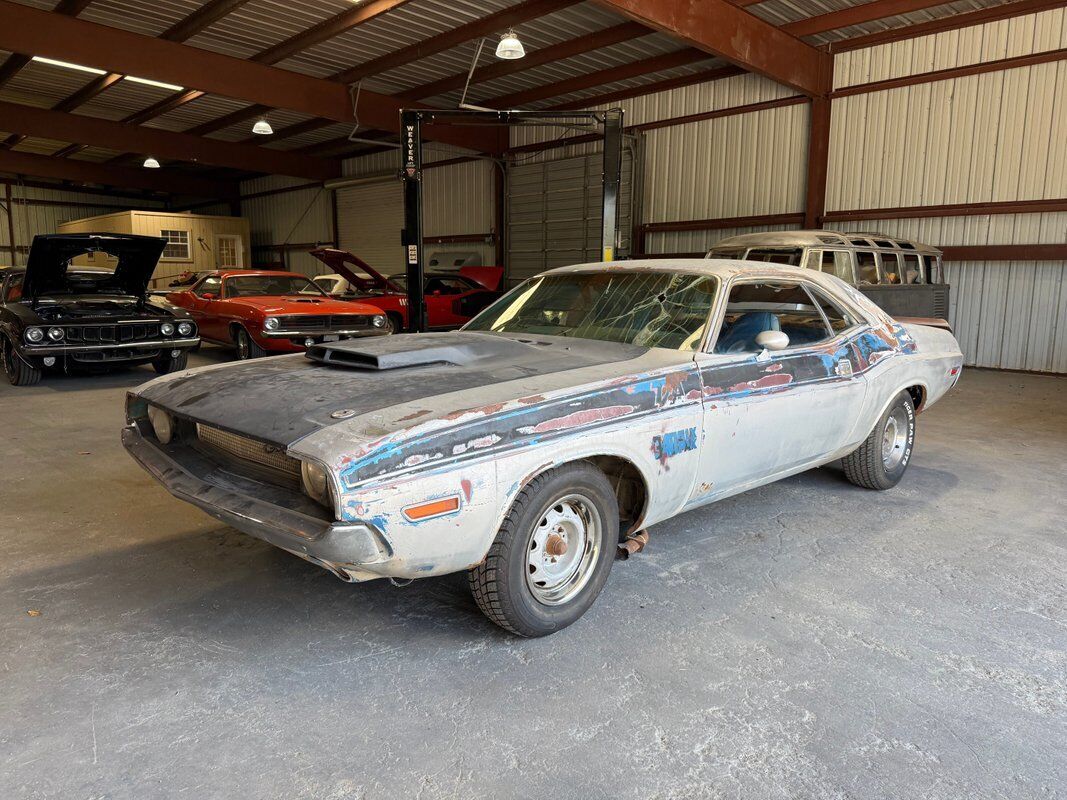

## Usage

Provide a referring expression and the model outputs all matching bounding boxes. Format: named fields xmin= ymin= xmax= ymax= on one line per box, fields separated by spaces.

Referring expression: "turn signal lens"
xmin=402 ymin=496 xmax=460 ymax=521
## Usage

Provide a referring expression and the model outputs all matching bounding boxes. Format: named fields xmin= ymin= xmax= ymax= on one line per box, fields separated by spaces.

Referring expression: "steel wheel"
xmin=882 ymin=406 xmax=909 ymax=470
xmin=236 ymin=329 xmax=250 ymax=359
xmin=525 ymin=493 xmax=602 ymax=606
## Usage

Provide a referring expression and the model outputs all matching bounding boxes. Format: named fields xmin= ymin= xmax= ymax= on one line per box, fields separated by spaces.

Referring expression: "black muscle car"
xmin=1 ymin=233 xmax=199 ymax=386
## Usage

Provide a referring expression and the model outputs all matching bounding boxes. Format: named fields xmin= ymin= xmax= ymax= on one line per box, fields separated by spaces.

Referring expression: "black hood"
xmin=22 ymin=233 xmax=167 ymax=300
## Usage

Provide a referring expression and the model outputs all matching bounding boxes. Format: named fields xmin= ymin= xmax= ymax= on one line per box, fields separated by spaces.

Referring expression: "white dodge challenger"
xmin=124 ymin=260 xmax=963 ymax=636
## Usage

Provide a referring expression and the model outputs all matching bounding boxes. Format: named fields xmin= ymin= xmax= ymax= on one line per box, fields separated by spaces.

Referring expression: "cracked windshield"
xmin=465 ymin=270 xmax=718 ymax=350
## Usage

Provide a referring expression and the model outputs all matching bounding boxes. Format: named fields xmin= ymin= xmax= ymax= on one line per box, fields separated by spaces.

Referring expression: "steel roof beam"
xmin=592 ymin=0 xmax=831 ymax=96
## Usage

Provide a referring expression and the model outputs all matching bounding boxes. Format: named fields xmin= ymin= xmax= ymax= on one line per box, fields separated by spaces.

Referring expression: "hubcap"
xmin=882 ymin=407 xmax=909 ymax=470
xmin=525 ymin=494 xmax=601 ymax=606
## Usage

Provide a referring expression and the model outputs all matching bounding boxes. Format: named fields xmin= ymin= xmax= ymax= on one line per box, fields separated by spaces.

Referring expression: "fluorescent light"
xmin=31 ymin=56 xmax=106 ymax=75
xmin=252 ymin=119 xmax=274 ymax=135
xmin=143 ymin=156 xmax=161 ymax=169
xmin=124 ymin=75 xmax=184 ymax=91
xmin=495 ymin=31 xmax=525 ymax=60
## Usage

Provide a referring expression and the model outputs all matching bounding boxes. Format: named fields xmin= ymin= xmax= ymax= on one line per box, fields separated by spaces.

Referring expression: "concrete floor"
xmin=1 ymin=349 xmax=1064 ymax=799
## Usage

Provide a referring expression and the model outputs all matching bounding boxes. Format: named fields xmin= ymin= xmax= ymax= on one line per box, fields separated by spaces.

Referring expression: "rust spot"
xmin=460 ymin=479 xmax=472 ymax=502
xmin=545 ymin=533 xmax=567 ymax=557
xmin=764 ymin=363 xmax=783 ymax=373
xmin=729 ymin=373 xmax=793 ymax=392
xmin=397 ymin=408 xmax=431 ymax=422
xmin=525 ymin=404 xmax=635 ymax=434
xmin=518 ymin=394 xmax=546 ymax=405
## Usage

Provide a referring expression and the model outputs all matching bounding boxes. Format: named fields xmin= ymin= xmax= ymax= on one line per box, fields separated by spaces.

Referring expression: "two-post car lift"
xmin=398 ymin=108 xmax=624 ymax=332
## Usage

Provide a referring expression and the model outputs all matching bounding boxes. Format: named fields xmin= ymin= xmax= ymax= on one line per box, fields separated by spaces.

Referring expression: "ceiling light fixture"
xmin=495 ymin=30 xmax=525 ymax=60
xmin=143 ymin=156 xmax=161 ymax=169
xmin=124 ymin=75 xmax=184 ymax=91
xmin=252 ymin=118 xmax=274 ymax=135
xmin=31 ymin=56 xmax=106 ymax=75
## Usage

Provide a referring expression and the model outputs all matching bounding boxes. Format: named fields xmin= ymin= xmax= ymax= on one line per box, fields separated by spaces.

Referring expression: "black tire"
xmin=2 ymin=336 xmax=42 ymax=386
xmin=386 ymin=312 xmax=404 ymax=334
xmin=233 ymin=326 xmax=265 ymax=359
xmin=469 ymin=462 xmax=619 ymax=637
xmin=842 ymin=390 xmax=916 ymax=490
xmin=152 ymin=350 xmax=189 ymax=374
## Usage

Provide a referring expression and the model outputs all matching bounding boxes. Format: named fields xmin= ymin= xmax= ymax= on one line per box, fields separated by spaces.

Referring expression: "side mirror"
xmin=200 ymin=292 xmax=217 ymax=300
xmin=756 ymin=330 xmax=789 ymax=352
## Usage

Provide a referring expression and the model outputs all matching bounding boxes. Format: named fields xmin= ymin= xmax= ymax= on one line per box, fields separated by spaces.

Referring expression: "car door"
xmin=688 ymin=275 xmax=869 ymax=505
xmin=181 ymin=275 xmax=224 ymax=342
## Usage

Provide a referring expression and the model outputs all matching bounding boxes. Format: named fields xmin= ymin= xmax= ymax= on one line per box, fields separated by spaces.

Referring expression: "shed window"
xmin=161 ymin=229 xmax=190 ymax=260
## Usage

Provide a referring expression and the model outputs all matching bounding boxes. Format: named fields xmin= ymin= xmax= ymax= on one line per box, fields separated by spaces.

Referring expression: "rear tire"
xmin=2 ymin=337 xmax=42 ymax=386
xmin=152 ymin=350 xmax=188 ymax=374
xmin=842 ymin=391 xmax=915 ymax=490
xmin=234 ymin=326 xmax=265 ymax=359
xmin=469 ymin=463 xmax=618 ymax=637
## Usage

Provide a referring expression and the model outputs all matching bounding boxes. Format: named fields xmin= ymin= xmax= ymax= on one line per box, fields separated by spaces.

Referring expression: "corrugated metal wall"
xmin=1 ymin=184 xmax=166 ymax=266
xmin=240 ymin=174 xmax=333 ymax=277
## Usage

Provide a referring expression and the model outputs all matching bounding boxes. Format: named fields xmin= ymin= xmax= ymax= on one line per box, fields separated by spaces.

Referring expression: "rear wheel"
xmin=2 ymin=337 xmax=42 ymax=386
xmin=234 ymin=326 xmax=265 ymax=360
xmin=152 ymin=350 xmax=188 ymax=374
xmin=842 ymin=391 xmax=915 ymax=490
xmin=469 ymin=463 xmax=618 ymax=637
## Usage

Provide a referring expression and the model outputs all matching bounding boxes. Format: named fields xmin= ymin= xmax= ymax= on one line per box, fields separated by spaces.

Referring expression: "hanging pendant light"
xmin=252 ymin=118 xmax=274 ymax=135
xmin=143 ymin=156 xmax=160 ymax=169
xmin=495 ymin=30 xmax=525 ymax=60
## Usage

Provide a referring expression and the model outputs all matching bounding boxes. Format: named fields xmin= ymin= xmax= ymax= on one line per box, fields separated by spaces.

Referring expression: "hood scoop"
xmin=306 ymin=332 xmax=559 ymax=371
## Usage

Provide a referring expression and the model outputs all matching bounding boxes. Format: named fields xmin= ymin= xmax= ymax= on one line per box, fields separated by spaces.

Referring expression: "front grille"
xmin=196 ymin=424 xmax=301 ymax=477
xmin=66 ymin=322 xmax=161 ymax=343
xmin=276 ymin=314 xmax=370 ymax=332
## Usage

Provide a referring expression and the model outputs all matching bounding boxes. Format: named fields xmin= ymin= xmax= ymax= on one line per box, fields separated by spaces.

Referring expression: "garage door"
xmin=335 ymin=178 xmax=404 ymax=274
xmin=507 ymin=150 xmax=633 ymax=281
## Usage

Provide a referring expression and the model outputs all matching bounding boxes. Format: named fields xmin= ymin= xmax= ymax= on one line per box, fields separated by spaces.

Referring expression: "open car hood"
xmin=22 ymin=233 xmax=166 ymax=300
xmin=308 ymin=247 xmax=401 ymax=294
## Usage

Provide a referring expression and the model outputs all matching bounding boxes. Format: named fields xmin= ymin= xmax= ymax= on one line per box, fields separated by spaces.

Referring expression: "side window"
xmin=195 ymin=276 xmax=222 ymax=297
xmin=901 ymin=254 xmax=923 ymax=284
xmin=807 ymin=286 xmax=858 ymax=333
xmin=856 ymin=251 xmax=879 ymax=285
xmin=4 ymin=273 xmax=23 ymax=302
xmin=927 ymin=255 xmax=943 ymax=283
xmin=819 ymin=250 xmax=854 ymax=282
xmin=880 ymin=252 xmax=902 ymax=284
xmin=744 ymin=248 xmax=804 ymax=265
xmin=713 ymin=281 xmax=832 ymax=355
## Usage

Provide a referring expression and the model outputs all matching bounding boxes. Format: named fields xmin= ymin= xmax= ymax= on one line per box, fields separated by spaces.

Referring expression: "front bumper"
xmin=262 ymin=328 xmax=388 ymax=338
xmin=122 ymin=424 xmax=394 ymax=579
xmin=20 ymin=337 xmax=199 ymax=356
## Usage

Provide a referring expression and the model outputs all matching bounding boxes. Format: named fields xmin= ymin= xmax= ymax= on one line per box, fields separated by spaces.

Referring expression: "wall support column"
xmin=804 ymin=93 xmax=831 ymax=229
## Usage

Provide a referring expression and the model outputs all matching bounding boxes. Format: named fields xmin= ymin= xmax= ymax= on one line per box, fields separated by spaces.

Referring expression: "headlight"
xmin=25 ymin=327 xmax=44 ymax=344
xmin=147 ymin=406 xmax=174 ymax=445
xmin=177 ymin=321 xmax=194 ymax=336
xmin=160 ymin=322 xmax=175 ymax=336
xmin=47 ymin=327 xmax=65 ymax=341
xmin=264 ymin=317 xmax=280 ymax=331
xmin=301 ymin=461 xmax=331 ymax=506
xmin=371 ymin=315 xmax=387 ymax=328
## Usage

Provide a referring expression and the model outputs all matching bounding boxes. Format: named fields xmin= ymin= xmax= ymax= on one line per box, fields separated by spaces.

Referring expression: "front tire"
xmin=152 ymin=350 xmax=188 ymax=374
xmin=234 ymin=326 xmax=265 ymax=359
xmin=469 ymin=463 xmax=618 ymax=637
xmin=2 ymin=337 xmax=42 ymax=386
xmin=842 ymin=390 xmax=915 ymax=490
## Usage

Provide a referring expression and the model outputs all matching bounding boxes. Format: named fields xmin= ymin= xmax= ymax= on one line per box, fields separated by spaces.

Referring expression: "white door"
xmin=216 ymin=234 xmax=243 ymax=268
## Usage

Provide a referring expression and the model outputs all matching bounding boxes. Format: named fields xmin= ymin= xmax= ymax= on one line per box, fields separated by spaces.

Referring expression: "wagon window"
xmin=901 ymin=254 xmax=923 ymax=284
xmin=819 ymin=250 xmax=854 ymax=282
xmin=713 ymin=281 xmax=833 ymax=354
xmin=856 ymin=251 xmax=880 ymax=285
xmin=708 ymin=247 xmax=745 ymax=259
xmin=880 ymin=252 xmax=902 ymax=284
xmin=927 ymin=256 xmax=944 ymax=283
xmin=744 ymin=247 xmax=803 ymax=266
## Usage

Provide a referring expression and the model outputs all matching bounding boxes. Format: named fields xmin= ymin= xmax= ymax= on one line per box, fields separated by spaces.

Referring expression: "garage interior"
xmin=1 ymin=0 xmax=1065 ymax=797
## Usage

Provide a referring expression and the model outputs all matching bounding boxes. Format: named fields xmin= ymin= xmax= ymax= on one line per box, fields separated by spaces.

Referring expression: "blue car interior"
xmin=715 ymin=311 xmax=780 ymax=353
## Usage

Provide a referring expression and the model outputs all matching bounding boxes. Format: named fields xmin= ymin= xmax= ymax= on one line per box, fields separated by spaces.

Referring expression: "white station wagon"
xmin=124 ymin=260 xmax=963 ymax=636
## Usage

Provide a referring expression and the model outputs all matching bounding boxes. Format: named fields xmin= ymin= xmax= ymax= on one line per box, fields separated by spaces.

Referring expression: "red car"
xmin=309 ymin=248 xmax=504 ymax=331
xmin=166 ymin=270 xmax=390 ymax=359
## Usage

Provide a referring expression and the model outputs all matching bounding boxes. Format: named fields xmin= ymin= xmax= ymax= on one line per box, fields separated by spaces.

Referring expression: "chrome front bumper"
xmin=122 ymin=424 xmax=393 ymax=579
xmin=262 ymin=328 xmax=388 ymax=338
xmin=21 ymin=337 xmax=199 ymax=355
